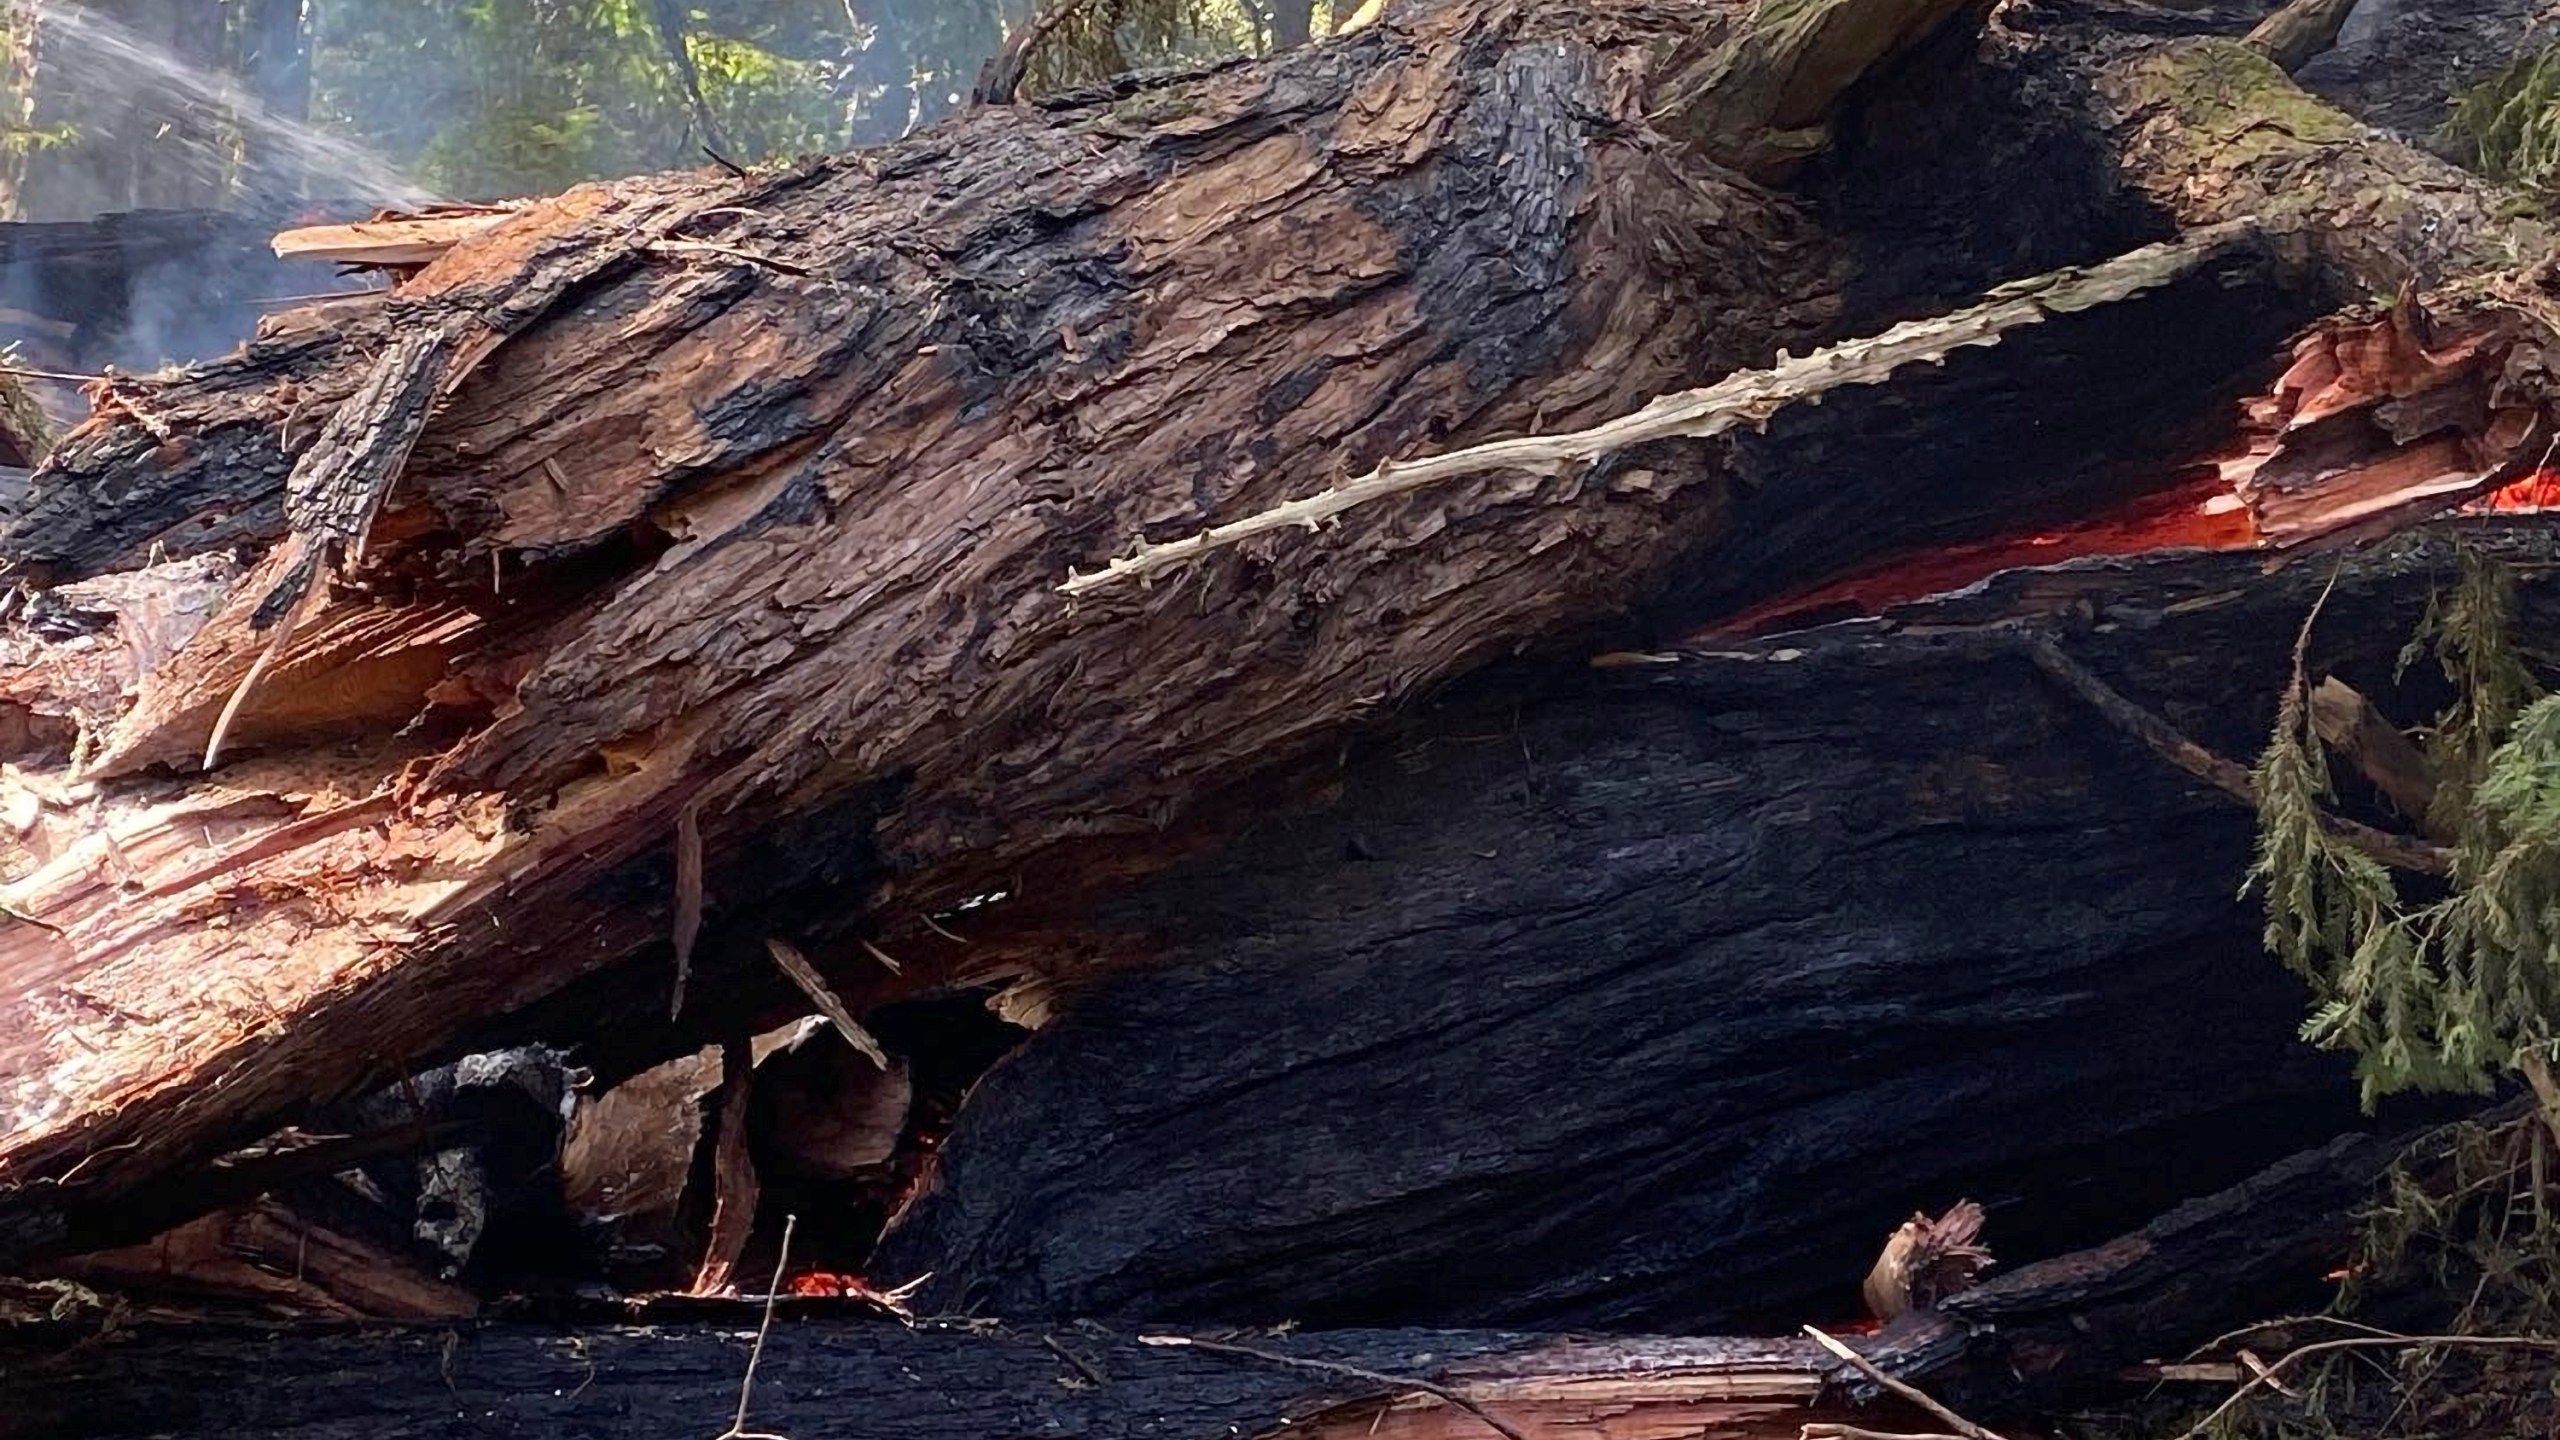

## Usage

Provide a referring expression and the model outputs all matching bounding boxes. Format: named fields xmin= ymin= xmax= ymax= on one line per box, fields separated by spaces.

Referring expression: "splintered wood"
xmin=2225 ymin=298 xmax=2551 ymax=549
xmin=270 ymin=207 xmax=519 ymax=269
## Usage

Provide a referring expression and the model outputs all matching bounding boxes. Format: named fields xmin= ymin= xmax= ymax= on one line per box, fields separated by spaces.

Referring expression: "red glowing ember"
xmin=2469 ymin=466 xmax=2560 ymax=514
xmin=1709 ymin=473 xmax=2260 ymax=638
xmin=785 ymin=1271 xmax=871 ymax=1298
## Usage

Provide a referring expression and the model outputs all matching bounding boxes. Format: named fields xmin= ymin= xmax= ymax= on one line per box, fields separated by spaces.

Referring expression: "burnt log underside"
xmin=865 ymin=529 xmax=2528 ymax=1334
xmin=0 ymin=1120 xmax=2429 ymax=1439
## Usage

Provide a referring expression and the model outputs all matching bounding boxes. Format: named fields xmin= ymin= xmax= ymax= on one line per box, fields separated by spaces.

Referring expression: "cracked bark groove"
xmin=0 ymin=0 xmax=2555 ymax=1317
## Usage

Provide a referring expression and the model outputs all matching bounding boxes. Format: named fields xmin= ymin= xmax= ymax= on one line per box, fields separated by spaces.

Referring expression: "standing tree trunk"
xmin=1274 ymin=0 xmax=1317 ymax=50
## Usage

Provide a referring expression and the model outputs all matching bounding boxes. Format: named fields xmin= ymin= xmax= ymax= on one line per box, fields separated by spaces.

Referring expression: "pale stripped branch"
xmin=1060 ymin=223 xmax=2259 ymax=599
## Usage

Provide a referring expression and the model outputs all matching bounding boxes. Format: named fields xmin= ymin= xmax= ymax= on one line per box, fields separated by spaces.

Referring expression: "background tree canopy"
xmin=2 ymin=0 xmax=1361 ymax=215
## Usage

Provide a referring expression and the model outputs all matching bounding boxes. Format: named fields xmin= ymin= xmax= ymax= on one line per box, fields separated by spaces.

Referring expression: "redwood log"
xmin=0 ymin=0 xmax=1991 ymax=1230
xmin=0 ymin=0 xmax=2548 ymax=1280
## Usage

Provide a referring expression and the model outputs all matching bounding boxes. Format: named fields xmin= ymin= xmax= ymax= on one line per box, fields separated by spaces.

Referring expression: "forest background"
xmin=0 ymin=0 xmax=1366 ymax=220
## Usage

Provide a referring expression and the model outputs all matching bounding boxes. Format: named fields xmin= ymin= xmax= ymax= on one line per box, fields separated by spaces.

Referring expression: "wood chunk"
xmin=2309 ymin=676 xmax=2442 ymax=831
xmin=686 ymin=1040 xmax=758 ymax=1296
xmin=561 ymin=1046 xmax=720 ymax=1281
xmin=270 ymin=211 xmax=515 ymax=269
xmin=45 ymin=1198 xmax=477 ymax=1322
xmin=755 ymin=1035 xmax=910 ymax=1183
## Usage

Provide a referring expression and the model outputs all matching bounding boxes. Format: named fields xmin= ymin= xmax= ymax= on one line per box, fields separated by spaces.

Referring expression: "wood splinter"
xmin=1802 ymin=1327 xmax=2008 ymax=1440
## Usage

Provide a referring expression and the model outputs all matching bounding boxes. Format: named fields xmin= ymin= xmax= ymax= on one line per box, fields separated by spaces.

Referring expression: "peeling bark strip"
xmin=1061 ymin=223 xmax=2257 ymax=595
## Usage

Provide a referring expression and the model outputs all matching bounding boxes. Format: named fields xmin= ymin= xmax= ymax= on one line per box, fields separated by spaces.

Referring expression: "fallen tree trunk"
xmin=0 ymin=1117 xmax=2432 ymax=1439
xmin=0 ymin=0 xmax=2548 ymax=1305
xmin=0 ymin=0 xmax=2075 ymax=1228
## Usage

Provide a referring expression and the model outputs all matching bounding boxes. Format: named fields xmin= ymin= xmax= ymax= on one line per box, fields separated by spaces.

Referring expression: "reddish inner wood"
xmin=1708 ymin=466 xmax=2560 ymax=639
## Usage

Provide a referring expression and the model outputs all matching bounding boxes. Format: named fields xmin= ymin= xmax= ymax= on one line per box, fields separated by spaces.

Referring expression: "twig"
xmin=1059 ymin=224 xmax=2258 ymax=598
xmin=2169 ymin=1333 xmax=2560 ymax=1440
xmin=1042 ymin=1333 xmax=1108 ymax=1386
xmin=713 ymin=1212 xmax=797 ymax=1440
xmin=0 ymin=364 xmax=105 ymax=384
xmin=856 ymin=936 xmax=904 ymax=974
xmin=764 ymin=938 xmax=891 ymax=1069
xmin=649 ymin=239 xmax=816 ymax=278
xmin=1137 ymin=1333 xmax=1533 ymax=1440
xmin=1802 ymin=1327 xmax=2008 ymax=1440
xmin=2018 ymin=634 xmax=2455 ymax=875
xmin=2182 ymin=1311 xmax=2413 ymax=1363
xmin=235 ymin=289 xmax=390 ymax=309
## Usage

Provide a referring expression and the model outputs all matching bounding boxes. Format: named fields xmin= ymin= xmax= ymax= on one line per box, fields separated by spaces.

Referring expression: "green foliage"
xmin=2174 ymin=1115 xmax=2560 ymax=1439
xmin=2443 ymin=44 xmax=2560 ymax=203
xmin=2251 ymin=548 xmax=2560 ymax=1107
xmin=300 ymin=0 xmax=1326 ymax=197
xmin=311 ymin=0 xmax=854 ymax=198
xmin=0 ymin=121 xmax=77 ymax=158
xmin=11 ymin=0 xmax=1331 ymax=207
xmin=1014 ymin=0 xmax=1275 ymax=96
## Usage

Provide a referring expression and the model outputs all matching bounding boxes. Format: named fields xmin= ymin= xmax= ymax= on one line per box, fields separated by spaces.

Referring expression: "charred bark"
xmin=0 ymin=1120 xmax=2440 ymax=1440
xmin=864 ymin=523 xmax=2529 ymax=1332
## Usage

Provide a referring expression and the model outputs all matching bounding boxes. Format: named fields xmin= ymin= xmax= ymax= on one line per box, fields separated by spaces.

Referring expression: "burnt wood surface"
xmin=0 ymin=1119 xmax=2440 ymax=1439
xmin=866 ymin=529 xmax=2522 ymax=1332
xmin=0 ymin=0 xmax=2206 ymax=1235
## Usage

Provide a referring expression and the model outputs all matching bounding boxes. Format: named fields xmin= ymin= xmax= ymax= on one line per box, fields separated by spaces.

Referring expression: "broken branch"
xmin=1801 ymin=1327 xmax=2006 ymax=1440
xmin=763 ymin=938 xmax=891 ymax=1070
xmin=2018 ymin=635 xmax=2454 ymax=875
xmin=1061 ymin=225 xmax=2259 ymax=598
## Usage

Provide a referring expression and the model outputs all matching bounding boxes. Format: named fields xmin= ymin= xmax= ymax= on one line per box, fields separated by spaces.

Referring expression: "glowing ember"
xmin=785 ymin=1271 xmax=870 ymax=1298
xmin=1708 ymin=473 xmax=2261 ymax=638
xmin=2469 ymin=467 xmax=2560 ymax=514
